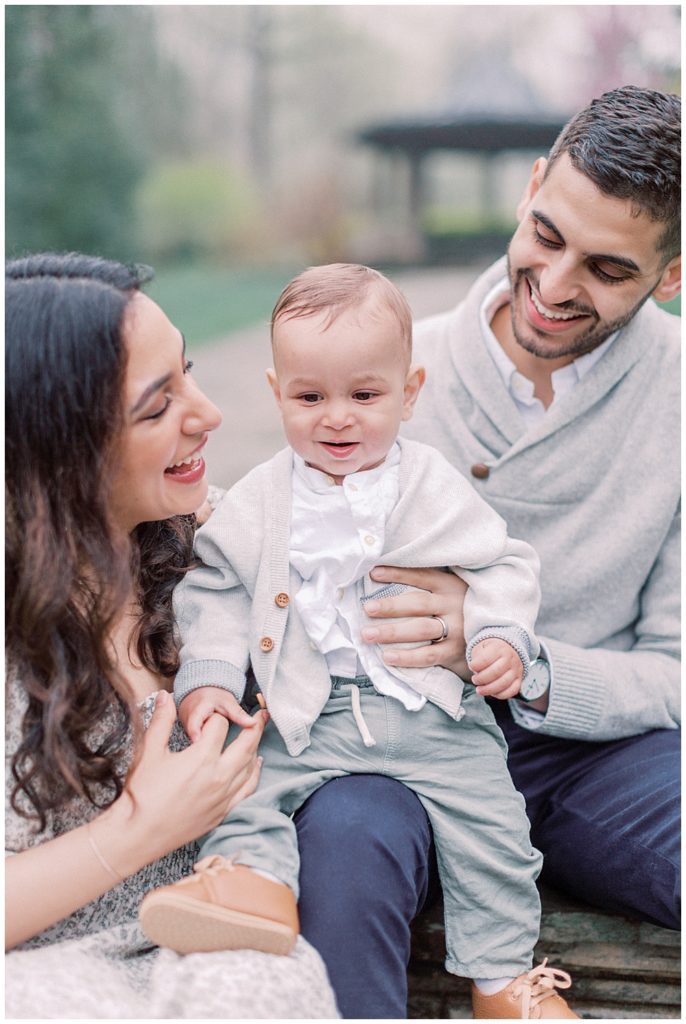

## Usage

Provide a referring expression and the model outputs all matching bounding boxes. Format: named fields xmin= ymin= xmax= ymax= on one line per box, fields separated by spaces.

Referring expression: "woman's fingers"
xmin=144 ymin=689 xmax=177 ymax=748
xmin=220 ymin=710 xmax=268 ymax=765
xmin=225 ymin=755 xmax=264 ymax=814
xmin=194 ymin=711 xmax=230 ymax=752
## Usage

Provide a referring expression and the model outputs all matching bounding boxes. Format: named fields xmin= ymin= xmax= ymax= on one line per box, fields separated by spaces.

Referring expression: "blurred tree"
xmin=5 ymin=5 xmax=189 ymax=260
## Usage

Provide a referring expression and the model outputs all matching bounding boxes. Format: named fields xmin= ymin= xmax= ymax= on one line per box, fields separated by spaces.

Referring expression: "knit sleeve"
xmin=511 ymin=504 xmax=680 ymax=740
xmin=173 ymin=493 xmax=256 ymax=706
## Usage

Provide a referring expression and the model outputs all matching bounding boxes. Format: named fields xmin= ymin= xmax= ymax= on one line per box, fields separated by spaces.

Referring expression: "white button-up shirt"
xmin=480 ymin=279 xmax=617 ymax=425
xmin=290 ymin=443 xmax=425 ymax=710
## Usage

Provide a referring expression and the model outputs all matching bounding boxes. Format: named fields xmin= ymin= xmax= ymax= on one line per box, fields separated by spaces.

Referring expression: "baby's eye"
xmin=353 ymin=391 xmax=376 ymax=402
xmin=299 ymin=393 xmax=322 ymax=404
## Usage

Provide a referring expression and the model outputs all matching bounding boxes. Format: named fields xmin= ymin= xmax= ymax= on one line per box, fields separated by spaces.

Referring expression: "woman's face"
xmin=109 ymin=293 xmax=222 ymax=532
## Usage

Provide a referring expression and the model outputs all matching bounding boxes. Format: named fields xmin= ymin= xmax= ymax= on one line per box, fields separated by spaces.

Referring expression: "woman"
xmin=5 ymin=252 xmax=339 ymax=1018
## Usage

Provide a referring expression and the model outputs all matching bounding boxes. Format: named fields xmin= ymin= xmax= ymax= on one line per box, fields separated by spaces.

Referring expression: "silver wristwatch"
xmin=519 ymin=656 xmax=551 ymax=703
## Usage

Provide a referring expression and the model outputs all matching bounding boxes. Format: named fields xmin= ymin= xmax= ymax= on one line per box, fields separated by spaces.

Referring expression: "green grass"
xmin=657 ymin=294 xmax=680 ymax=316
xmin=145 ymin=262 xmax=299 ymax=347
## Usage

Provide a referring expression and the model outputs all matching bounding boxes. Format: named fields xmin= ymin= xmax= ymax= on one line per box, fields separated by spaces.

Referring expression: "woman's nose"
xmin=184 ymin=382 xmax=222 ymax=434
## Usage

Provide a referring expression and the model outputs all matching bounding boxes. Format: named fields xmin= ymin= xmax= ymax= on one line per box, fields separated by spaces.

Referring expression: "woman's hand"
xmin=100 ymin=690 xmax=266 ymax=873
xmin=360 ymin=566 xmax=469 ymax=678
xmin=5 ymin=691 xmax=266 ymax=950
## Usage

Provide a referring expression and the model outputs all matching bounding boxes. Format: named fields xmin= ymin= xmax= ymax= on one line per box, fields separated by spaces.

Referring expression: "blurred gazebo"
xmin=358 ymin=55 xmax=568 ymax=263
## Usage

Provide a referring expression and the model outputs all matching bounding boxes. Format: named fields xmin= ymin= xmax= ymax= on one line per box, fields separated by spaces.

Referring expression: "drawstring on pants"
xmin=341 ymin=684 xmax=376 ymax=747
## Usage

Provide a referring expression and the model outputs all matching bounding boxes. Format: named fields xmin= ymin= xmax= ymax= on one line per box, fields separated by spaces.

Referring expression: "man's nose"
xmin=537 ymin=255 xmax=583 ymax=307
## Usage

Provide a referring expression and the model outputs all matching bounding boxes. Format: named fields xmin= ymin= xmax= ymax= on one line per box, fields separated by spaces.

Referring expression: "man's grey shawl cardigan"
xmin=405 ymin=257 xmax=680 ymax=742
xmin=173 ymin=438 xmax=540 ymax=757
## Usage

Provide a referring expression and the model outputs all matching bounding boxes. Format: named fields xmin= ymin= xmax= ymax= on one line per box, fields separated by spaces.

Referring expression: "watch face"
xmin=520 ymin=660 xmax=550 ymax=701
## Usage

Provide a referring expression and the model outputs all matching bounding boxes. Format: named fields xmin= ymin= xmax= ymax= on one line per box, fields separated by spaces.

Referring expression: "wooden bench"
xmin=408 ymin=886 xmax=681 ymax=1019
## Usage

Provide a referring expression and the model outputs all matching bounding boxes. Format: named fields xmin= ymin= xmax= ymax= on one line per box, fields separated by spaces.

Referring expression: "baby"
xmin=140 ymin=264 xmax=578 ymax=1019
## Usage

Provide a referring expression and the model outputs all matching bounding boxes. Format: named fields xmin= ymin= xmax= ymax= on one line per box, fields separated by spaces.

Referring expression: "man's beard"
xmin=507 ymin=257 xmax=657 ymax=361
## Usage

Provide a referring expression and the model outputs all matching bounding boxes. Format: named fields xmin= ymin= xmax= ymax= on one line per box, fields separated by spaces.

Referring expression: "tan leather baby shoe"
xmin=472 ymin=959 xmax=579 ymax=1018
xmin=139 ymin=855 xmax=299 ymax=956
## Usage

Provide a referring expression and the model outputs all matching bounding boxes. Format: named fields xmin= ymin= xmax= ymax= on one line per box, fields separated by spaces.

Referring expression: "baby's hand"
xmin=178 ymin=686 xmax=257 ymax=743
xmin=469 ymin=638 xmax=523 ymax=700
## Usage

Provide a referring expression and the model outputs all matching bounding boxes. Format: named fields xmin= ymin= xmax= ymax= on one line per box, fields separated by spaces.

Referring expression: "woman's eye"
xmin=183 ymin=359 xmax=194 ymax=374
xmin=144 ymin=397 xmax=172 ymax=421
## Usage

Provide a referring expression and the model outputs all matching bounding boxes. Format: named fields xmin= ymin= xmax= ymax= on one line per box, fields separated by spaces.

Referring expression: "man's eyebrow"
xmin=532 ymin=209 xmax=641 ymax=274
xmin=532 ymin=209 xmax=564 ymax=244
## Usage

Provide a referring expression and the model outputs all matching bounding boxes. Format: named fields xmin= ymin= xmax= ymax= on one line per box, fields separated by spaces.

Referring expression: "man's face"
xmin=505 ymin=152 xmax=680 ymax=361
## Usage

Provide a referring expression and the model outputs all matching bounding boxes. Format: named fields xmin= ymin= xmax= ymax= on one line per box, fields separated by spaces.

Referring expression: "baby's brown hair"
xmin=271 ymin=263 xmax=412 ymax=362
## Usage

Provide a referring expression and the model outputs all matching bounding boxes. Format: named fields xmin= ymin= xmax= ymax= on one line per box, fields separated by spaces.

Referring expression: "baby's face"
xmin=267 ymin=303 xmax=423 ymax=483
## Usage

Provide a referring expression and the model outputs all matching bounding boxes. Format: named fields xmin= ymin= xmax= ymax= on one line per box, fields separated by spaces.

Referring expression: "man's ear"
xmin=652 ymin=255 xmax=681 ymax=304
xmin=515 ymin=157 xmax=547 ymax=222
xmin=266 ymin=368 xmax=282 ymax=406
xmin=401 ymin=364 xmax=426 ymax=421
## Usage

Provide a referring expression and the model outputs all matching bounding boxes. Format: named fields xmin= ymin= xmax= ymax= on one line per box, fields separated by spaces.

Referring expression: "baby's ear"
xmin=266 ymin=368 xmax=281 ymax=405
xmin=402 ymin=364 xmax=426 ymax=421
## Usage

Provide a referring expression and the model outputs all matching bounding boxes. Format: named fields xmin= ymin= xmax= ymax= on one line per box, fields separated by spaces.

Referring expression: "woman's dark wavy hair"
xmin=6 ymin=252 xmax=197 ymax=829
xmin=545 ymin=85 xmax=681 ymax=262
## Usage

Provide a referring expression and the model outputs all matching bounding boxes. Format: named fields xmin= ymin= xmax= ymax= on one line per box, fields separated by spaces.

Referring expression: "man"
xmin=295 ymin=86 xmax=680 ymax=1018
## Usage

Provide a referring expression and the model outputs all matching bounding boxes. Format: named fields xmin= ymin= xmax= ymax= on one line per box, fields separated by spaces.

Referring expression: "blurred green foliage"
xmin=5 ymin=5 xmax=189 ymax=261
xmin=136 ymin=161 xmax=264 ymax=264
xmin=6 ymin=7 xmax=138 ymax=258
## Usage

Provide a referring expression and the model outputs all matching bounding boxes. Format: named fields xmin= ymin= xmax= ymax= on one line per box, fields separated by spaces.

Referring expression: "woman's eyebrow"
xmin=130 ymin=373 xmax=173 ymax=415
xmin=129 ymin=333 xmax=186 ymax=415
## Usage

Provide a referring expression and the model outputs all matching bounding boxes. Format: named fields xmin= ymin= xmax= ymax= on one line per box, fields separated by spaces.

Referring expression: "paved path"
xmin=191 ymin=263 xmax=487 ymax=488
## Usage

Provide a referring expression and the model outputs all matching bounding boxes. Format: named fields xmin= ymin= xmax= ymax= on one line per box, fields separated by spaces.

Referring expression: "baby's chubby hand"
xmin=469 ymin=638 xmax=523 ymax=700
xmin=178 ymin=686 xmax=260 ymax=743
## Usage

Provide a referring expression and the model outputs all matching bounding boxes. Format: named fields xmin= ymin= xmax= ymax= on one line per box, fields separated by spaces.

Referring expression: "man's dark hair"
xmin=545 ymin=86 xmax=681 ymax=261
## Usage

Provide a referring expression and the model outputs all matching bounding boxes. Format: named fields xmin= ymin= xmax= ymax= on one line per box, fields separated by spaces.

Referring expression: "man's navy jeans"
xmin=295 ymin=718 xmax=680 ymax=1019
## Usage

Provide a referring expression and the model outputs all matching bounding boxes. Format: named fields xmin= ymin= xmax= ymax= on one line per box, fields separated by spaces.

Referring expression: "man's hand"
xmin=469 ymin=638 xmax=523 ymax=699
xmin=360 ymin=566 xmax=469 ymax=678
xmin=178 ymin=686 xmax=258 ymax=743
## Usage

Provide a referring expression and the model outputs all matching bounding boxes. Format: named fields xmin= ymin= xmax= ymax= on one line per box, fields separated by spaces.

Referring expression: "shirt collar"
xmin=292 ymin=442 xmax=401 ymax=495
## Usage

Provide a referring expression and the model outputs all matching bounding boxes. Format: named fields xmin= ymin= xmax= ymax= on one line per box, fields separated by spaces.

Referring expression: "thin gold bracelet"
xmin=87 ymin=820 xmax=124 ymax=884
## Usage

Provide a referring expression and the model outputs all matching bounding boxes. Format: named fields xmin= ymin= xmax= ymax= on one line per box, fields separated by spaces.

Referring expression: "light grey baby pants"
xmin=199 ymin=676 xmax=543 ymax=979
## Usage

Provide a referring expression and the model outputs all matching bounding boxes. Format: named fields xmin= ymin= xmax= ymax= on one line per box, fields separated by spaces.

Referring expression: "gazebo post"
xmin=480 ymin=152 xmax=498 ymax=224
xmin=407 ymin=152 xmax=427 ymax=261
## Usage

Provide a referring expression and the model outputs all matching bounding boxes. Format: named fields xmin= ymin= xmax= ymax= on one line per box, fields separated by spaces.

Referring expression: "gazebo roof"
xmin=359 ymin=115 xmax=566 ymax=155
xmin=358 ymin=53 xmax=568 ymax=156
